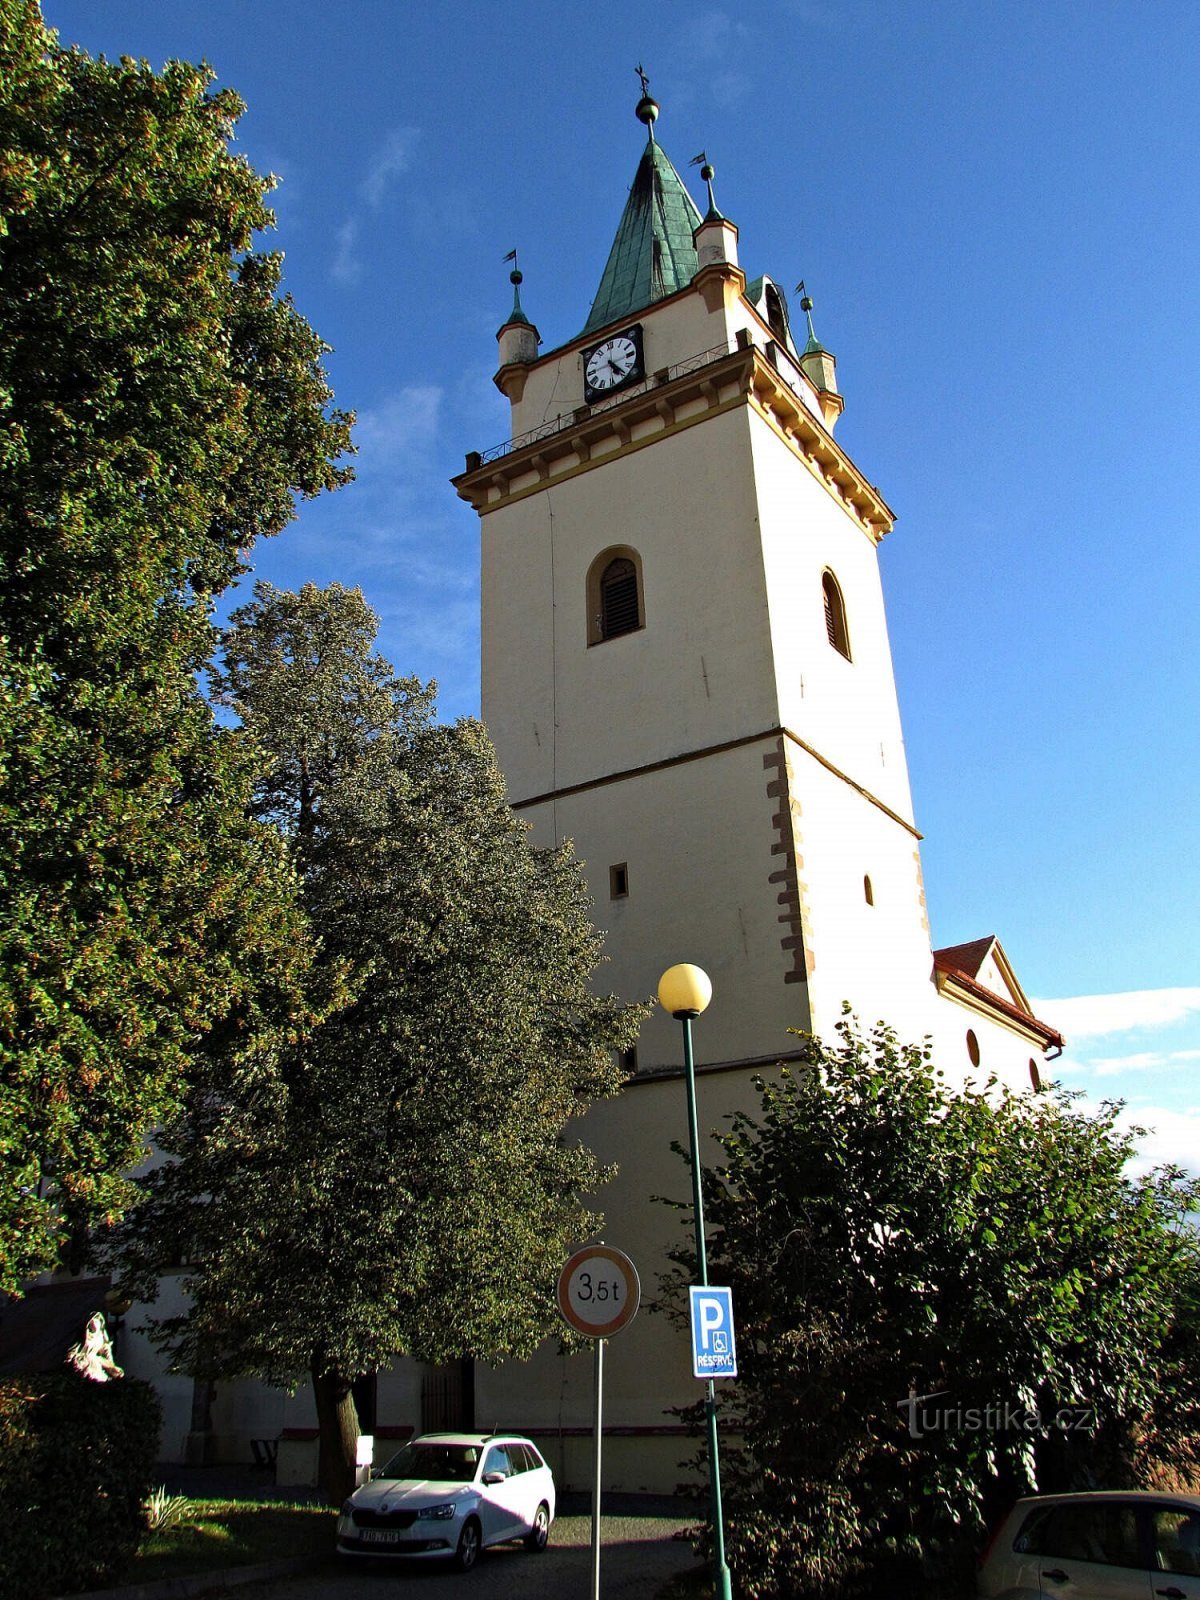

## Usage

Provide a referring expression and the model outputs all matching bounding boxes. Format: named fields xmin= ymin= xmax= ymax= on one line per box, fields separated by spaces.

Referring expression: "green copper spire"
xmin=506 ymin=268 xmax=530 ymax=327
xmin=691 ymin=151 xmax=725 ymax=222
xmin=581 ymin=78 xmax=703 ymax=337
xmin=798 ymin=282 xmax=826 ymax=355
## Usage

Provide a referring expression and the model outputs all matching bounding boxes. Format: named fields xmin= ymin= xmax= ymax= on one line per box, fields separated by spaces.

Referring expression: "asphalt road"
xmin=247 ymin=1514 xmax=700 ymax=1600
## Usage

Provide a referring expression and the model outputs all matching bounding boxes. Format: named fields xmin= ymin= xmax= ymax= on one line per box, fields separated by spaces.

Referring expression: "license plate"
xmin=361 ymin=1529 xmax=402 ymax=1544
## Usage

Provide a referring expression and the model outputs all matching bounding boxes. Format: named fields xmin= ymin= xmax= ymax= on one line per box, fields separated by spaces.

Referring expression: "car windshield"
xmin=379 ymin=1442 xmax=480 ymax=1483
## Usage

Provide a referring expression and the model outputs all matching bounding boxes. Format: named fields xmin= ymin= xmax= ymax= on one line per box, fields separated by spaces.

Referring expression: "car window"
xmin=379 ymin=1442 xmax=480 ymax=1482
xmin=525 ymin=1443 xmax=546 ymax=1471
xmin=1154 ymin=1509 xmax=1200 ymax=1576
xmin=483 ymin=1445 xmax=513 ymax=1478
xmin=507 ymin=1444 xmax=531 ymax=1473
xmin=1019 ymin=1503 xmax=1140 ymax=1568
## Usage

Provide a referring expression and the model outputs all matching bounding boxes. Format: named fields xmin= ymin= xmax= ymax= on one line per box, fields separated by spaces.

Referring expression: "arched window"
xmin=863 ymin=874 xmax=874 ymax=906
xmin=587 ymin=546 xmax=645 ymax=645
xmin=764 ymin=282 xmax=788 ymax=342
xmin=822 ymin=570 xmax=851 ymax=660
xmin=966 ymin=1029 xmax=981 ymax=1068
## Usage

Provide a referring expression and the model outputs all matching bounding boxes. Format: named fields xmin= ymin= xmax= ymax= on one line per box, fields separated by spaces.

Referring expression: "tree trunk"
xmin=311 ymin=1358 xmax=360 ymax=1506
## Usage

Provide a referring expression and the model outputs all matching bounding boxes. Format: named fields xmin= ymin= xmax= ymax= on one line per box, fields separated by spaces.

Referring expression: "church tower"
xmin=457 ymin=88 xmax=933 ymax=1070
xmin=453 ymin=85 xmax=1062 ymax=1490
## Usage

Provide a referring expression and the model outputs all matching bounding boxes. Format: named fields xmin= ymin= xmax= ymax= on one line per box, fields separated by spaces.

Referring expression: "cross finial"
xmin=635 ymin=62 xmax=650 ymax=96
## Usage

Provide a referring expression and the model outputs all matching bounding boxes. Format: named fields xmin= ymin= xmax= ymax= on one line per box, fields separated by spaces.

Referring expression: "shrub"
xmin=0 ymin=1369 xmax=161 ymax=1599
xmin=665 ymin=1021 xmax=1200 ymax=1599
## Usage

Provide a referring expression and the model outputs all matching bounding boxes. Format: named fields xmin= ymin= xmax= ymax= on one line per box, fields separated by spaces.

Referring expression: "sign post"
xmin=557 ymin=1245 xmax=640 ymax=1600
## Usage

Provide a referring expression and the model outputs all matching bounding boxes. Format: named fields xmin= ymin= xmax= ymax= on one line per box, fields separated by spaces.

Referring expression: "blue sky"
xmin=45 ymin=1 xmax=1199 ymax=1170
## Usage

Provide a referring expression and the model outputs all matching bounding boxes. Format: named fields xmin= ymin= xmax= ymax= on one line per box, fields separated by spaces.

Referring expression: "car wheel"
xmin=524 ymin=1502 xmax=550 ymax=1552
xmin=453 ymin=1517 xmax=482 ymax=1572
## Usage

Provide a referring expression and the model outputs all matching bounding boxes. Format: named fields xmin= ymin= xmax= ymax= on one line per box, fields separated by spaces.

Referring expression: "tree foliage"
xmin=665 ymin=1021 xmax=1200 ymax=1600
xmin=0 ymin=2 xmax=352 ymax=1286
xmin=110 ymin=583 xmax=645 ymax=1503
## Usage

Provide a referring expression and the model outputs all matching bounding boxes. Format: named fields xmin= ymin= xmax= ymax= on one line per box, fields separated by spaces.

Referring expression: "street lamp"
xmin=658 ymin=963 xmax=733 ymax=1600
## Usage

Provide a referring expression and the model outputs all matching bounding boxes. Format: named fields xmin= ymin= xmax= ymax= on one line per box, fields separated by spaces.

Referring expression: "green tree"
xmin=0 ymin=3 xmax=352 ymax=1286
xmin=111 ymin=583 xmax=645 ymax=1504
xmin=665 ymin=1021 xmax=1200 ymax=1600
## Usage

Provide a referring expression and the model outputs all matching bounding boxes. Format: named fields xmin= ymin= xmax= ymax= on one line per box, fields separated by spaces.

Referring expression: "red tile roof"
xmin=932 ymin=936 xmax=997 ymax=979
xmin=933 ymin=941 xmax=1064 ymax=1052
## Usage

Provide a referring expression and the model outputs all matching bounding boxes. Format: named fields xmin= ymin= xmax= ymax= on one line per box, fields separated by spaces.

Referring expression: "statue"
xmin=67 ymin=1311 xmax=124 ymax=1382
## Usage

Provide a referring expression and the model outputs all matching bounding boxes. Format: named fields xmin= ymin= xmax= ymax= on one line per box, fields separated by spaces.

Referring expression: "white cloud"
xmin=330 ymin=127 xmax=419 ymax=285
xmin=1029 ymin=987 xmax=1200 ymax=1040
xmin=354 ymin=386 xmax=443 ymax=471
xmin=1090 ymin=1048 xmax=1200 ymax=1079
xmin=331 ymin=218 xmax=360 ymax=286
xmin=360 ymin=129 xmax=417 ymax=209
xmin=1111 ymin=1103 xmax=1200 ymax=1177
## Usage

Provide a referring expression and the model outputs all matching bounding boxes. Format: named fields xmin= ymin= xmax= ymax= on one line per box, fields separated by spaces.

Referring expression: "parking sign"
xmin=689 ymin=1286 xmax=737 ymax=1379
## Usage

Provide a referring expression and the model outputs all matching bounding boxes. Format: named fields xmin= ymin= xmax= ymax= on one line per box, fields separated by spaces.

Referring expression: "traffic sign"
xmin=557 ymin=1245 xmax=640 ymax=1338
xmin=689 ymin=1286 xmax=737 ymax=1378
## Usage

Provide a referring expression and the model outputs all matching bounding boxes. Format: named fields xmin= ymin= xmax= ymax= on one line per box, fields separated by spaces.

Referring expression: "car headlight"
xmin=416 ymin=1502 xmax=458 ymax=1520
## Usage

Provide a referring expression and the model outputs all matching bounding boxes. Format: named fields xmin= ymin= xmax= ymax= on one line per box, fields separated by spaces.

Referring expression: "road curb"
xmin=55 ymin=1551 xmax=334 ymax=1600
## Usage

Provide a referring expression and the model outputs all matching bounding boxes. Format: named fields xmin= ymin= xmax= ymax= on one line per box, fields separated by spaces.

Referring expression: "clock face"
xmin=583 ymin=327 xmax=643 ymax=401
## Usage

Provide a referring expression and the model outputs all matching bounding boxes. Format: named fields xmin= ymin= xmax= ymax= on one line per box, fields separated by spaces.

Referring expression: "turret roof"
xmin=581 ymin=134 xmax=703 ymax=337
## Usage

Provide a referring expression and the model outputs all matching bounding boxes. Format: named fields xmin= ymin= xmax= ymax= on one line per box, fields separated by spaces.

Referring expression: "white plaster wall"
xmin=926 ymin=995 xmax=1054 ymax=1097
xmin=118 ymin=1276 xmax=194 ymax=1463
xmin=787 ymin=749 xmax=933 ymax=1043
xmin=750 ymin=410 xmax=915 ymax=824
xmin=482 ymin=405 xmax=779 ymax=804
xmin=522 ymin=740 xmax=812 ymax=1072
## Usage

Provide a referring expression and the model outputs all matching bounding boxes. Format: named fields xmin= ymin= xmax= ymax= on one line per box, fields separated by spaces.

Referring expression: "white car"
xmin=336 ymin=1431 xmax=555 ymax=1572
xmin=978 ymin=1489 xmax=1200 ymax=1599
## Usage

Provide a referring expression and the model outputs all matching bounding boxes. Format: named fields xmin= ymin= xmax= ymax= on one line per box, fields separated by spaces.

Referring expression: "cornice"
xmin=933 ymin=968 xmax=1065 ymax=1051
xmin=510 ymin=722 xmax=921 ymax=840
xmin=452 ymin=343 xmax=895 ymax=542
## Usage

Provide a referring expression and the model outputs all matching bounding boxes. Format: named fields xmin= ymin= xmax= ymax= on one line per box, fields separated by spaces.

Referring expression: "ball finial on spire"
xmin=634 ymin=63 xmax=659 ymax=135
xmin=690 ymin=150 xmax=723 ymax=219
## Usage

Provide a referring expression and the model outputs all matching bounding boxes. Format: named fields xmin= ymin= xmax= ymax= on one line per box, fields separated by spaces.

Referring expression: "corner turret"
xmin=494 ymin=262 xmax=540 ymax=403
xmin=797 ymin=285 xmax=843 ymax=430
xmin=691 ymin=154 xmax=743 ymax=316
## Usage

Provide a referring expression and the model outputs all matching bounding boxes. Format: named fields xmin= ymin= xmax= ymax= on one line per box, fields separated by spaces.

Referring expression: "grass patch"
xmin=124 ymin=1499 xmax=336 ymax=1584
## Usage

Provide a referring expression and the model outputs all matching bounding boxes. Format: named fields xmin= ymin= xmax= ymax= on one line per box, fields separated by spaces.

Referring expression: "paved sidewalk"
xmin=244 ymin=1514 xmax=701 ymax=1600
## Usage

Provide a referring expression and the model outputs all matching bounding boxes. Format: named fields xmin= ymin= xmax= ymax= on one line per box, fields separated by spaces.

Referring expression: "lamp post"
xmin=657 ymin=963 xmax=733 ymax=1600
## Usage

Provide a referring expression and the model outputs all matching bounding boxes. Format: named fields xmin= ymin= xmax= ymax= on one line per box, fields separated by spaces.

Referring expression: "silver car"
xmin=978 ymin=1489 xmax=1200 ymax=1599
xmin=336 ymin=1431 xmax=555 ymax=1572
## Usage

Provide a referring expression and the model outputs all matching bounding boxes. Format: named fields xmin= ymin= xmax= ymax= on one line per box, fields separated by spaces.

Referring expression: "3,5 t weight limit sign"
xmin=557 ymin=1245 xmax=640 ymax=1338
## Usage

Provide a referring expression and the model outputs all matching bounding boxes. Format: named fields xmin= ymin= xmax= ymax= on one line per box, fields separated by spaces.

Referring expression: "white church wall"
xmin=483 ymin=404 xmax=781 ymax=803
xmin=118 ymin=1274 xmax=193 ymax=1463
xmin=750 ymin=411 xmax=916 ymax=826
xmin=520 ymin=737 xmax=812 ymax=1073
xmin=787 ymin=748 xmax=935 ymax=1046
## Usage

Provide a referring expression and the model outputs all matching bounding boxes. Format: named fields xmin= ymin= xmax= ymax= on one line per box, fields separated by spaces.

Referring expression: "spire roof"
xmin=581 ymin=128 xmax=704 ymax=337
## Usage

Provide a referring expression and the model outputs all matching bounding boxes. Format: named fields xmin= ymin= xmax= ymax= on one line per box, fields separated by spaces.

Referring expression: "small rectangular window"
xmin=609 ymin=863 xmax=629 ymax=899
xmin=619 ymin=1047 xmax=638 ymax=1074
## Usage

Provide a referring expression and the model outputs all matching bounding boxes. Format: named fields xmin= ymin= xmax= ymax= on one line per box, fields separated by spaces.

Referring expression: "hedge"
xmin=0 ymin=1368 xmax=161 ymax=1599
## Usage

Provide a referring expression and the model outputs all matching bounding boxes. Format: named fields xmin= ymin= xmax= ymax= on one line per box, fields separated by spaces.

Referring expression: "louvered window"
xmin=601 ymin=558 xmax=640 ymax=639
xmin=822 ymin=571 xmax=851 ymax=660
